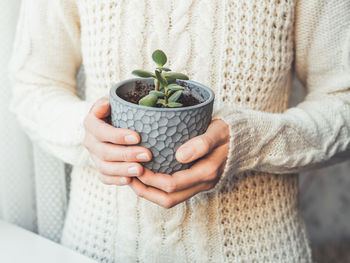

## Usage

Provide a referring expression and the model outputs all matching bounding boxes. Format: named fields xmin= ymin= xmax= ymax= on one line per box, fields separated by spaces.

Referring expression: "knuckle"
xmin=90 ymin=122 xmax=98 ymax=136
xmin=83 ymin=117 xmax=89 ymax=130
xmin=199 ymin=135 xmax=212 ymax=153
xmin=206 ymin=160 xmax=219 ymax=174
xmin=121 ymin=149 xmax=131 ymax=161
xmin=159 ymin=195 xmax=176 ymax=209
xmin=99 ymin=146 xmax=110 ymax=161
xmin=161 ymin=198 xmax=175 ymax=209
xmin=83 ymin=136 xmax=89 ymax=149
xmin=159 ymin=199 xmax=172 ymax=209
xmin=115 ymin=179 xmax=127 ymax=186
xmin=203 ymin=182 xmax=214 ymax=192
xmin=94 ymin=159 xmax=102 ymax=170
xmin=97 ymin=161 xmax=107 ymax=174
xmin=95 ymin=122 xmax=105 ymax=137
xmin=99 ymin=174 xmax=126 ymax=186
xmin=91 ymin=158 xmax=99 ymax=170
xmin=136 ymin=190 xmax=145 ymax=199
xmin=91 ymin=122 xmax=103 ymax=138
xmin=113 ymin=133 xmax=122 ymax=144
xmin=198 ymin=163 xmax=215 ymax=181
xmin=204 ymin=172 xmax=217 ymax=182
xmin=165 ymin=181 xmax=177 ymax=193
xmin=200 ymin=163 xmax=218 ymax=182
xmin=100 ymin=150 xmax=108 ymax=161
xmin=98 ymin=174 xmax=110 ymax=185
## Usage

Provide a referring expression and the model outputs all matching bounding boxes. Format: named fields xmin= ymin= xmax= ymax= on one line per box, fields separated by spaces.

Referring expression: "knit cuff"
xmin=29 ymin=99 xmax=97 ymax=167
xmin=204 ymin=106 xmax=276 ymax=193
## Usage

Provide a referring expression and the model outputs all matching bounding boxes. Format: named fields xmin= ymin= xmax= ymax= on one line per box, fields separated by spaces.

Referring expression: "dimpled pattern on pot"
xmin=110 ymin=78 xmax=214 ymax=174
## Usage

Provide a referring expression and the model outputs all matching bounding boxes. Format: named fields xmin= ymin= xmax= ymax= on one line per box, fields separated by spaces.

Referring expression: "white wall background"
xmin=0 ymin=0 xmax=68 ymax=242
xmin=0 ymin=0 xmax=36 ymax=231
xmin=291 ymin=77 xmax=350 ymax=245
xmin=0 ymin=0 xmax=349 ymax=249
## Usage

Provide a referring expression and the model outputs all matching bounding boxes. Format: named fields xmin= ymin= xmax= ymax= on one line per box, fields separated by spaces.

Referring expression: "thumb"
xmin=175 ymin=119 xmax=229 ymax=164
xmin=91 ymin=97 xmax=110 ymax=119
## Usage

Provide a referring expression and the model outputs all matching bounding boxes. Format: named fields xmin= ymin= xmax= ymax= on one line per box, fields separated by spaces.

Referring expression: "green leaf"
xmin=132 ymin=70 xmax=155 ymax=78
xmin=156 ymin=99 xmax=168 ymax=107
xmin=155 ymin=70 xmax=168 ymax=87
xmin=139 ymin=94 xmax=158 ymax=107
xmin=165 ymin=76 xmax=177 ymax=84
xmin=168 ymin=102 xmax=183 ymax=108
xmin=152 ymin=50 xmax=167 ymax=67
xmin=157 ymin=67 xmax=171 ymax=72
xmin=168 ymin=84 xmax=184 ymax=91
xmin=168 ymin=90 xmax=183 ymax=102
xmin=149 ymin=91 xmax=165 ymax=97
xmin=164 ymin=72 xmax=189 ymax=80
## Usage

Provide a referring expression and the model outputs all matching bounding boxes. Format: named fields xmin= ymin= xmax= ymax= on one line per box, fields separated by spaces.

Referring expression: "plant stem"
xmin=155 ymin=79 xmax=159 ymax=91
xmin=165 ymin=86 xmax=169 ymax=106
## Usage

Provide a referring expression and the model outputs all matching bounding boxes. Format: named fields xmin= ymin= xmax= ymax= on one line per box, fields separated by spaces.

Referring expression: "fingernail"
xmin=120 ymin=177 xmax=128 ymax=185
xmin=178 ymin=147 xmax=193 ymax=162
xmin=125 ymin=135 xmax=139 ymax=144
xmin=128 ymin=166 xmax=139 ymax=176
xmin=136 ymin=153 xmax=150 ymax=161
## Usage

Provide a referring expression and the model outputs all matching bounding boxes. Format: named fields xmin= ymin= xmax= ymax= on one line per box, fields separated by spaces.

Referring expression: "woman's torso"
xmin=61 ymin=1 xmax=311 ymax=262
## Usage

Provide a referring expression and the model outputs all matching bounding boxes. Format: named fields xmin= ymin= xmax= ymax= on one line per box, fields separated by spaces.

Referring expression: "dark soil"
xmin=121 ymin=80 xmax=201 ymax=107
xmin=177 ymin=85 xmax=201 ymax=107
xmin=122 ymin=81 xmax=152 ymax=104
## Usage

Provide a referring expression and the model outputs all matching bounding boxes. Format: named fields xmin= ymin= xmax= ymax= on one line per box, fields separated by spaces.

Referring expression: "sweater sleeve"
xmin=213 ymin=0 xmax=350 ymax=180
xmin=9 ymin=0 xmax=94 ymax=166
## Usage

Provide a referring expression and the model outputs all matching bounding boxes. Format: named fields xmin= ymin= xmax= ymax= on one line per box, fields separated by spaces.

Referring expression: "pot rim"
xmin=110 ymin=78 xmax=215 ymax=112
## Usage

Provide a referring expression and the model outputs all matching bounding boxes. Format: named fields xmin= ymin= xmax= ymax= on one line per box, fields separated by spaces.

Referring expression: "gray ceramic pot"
xmin=109 ymin=78 xmax=214 ymax=174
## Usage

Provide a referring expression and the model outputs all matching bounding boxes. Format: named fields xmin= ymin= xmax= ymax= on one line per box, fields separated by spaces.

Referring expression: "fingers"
xmin=175 ymin=134 xmax=213 ymax=164
xmin=85 ymin=97 xmax=151 ymax=187
xmin=91 ymin=154 xmax=144 ymax=176
xmin=137 ymin=168 xmax=203 ymax=193
xmin=84 ymin=111 xmax=141 ymax=145
xmin=129 ymin=177 xmax=214 ymax=209
xmin=138 ymin=143 xmax=228 ymax=193
xmin=176 ymin=119 xmax=229 ymax=164
xmin=85 ymin=133 xmax=152 ymax=162
xmin=130 ymin=144 xmax=228 ymax=208
xmin=173 ymin=144 xmax=229 ymax=184
xmin=90 ymin=97 xmax=111 ymax=119
xmin=99 ymin=174 xmax=131 ymax=186
xmin=137 ymin=169 xmax=184 ymax=193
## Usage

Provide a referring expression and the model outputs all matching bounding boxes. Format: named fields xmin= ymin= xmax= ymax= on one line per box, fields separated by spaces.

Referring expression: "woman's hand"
xmin=83 ymin=97 xmax=152 ymax=185
xmin=128 ymin=119 xmax=230 ymax=208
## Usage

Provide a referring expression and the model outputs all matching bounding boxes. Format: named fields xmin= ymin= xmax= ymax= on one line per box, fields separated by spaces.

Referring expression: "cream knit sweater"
xmin=9 ymin=0 xmax=350 ymax=262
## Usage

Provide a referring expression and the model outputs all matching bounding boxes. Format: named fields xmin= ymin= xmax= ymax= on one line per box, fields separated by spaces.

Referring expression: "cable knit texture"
xmin=8 ymin=0 xmax=350 ymax=262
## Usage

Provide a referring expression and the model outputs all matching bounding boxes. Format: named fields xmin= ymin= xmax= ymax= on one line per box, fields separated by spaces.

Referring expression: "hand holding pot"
xmin=129 ymin=119 xmax=229 ymax=208
xmin=83 ymin=97 xmax=152 ymax=185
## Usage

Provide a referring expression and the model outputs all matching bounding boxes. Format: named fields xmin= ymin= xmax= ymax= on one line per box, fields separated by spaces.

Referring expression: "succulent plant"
xmin=132 ymin=50 xmax=189 ymax=108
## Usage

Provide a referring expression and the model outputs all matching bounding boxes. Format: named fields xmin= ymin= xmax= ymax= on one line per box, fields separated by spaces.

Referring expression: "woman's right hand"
xmin=83 ymin=97 xmax=152 ymax=186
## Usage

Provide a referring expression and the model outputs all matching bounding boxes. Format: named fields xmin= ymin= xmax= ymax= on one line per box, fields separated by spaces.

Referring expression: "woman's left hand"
xmin=128 ymin=119 xmax=230 ymax=208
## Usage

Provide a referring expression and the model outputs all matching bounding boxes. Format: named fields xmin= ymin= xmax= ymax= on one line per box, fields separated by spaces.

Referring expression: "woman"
xmin=9 ymin=0 xmax=350 ymax=262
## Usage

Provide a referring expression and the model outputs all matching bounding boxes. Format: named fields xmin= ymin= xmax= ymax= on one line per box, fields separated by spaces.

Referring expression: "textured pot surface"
xmin=110 ymin=78 xmax=214 ymax=174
